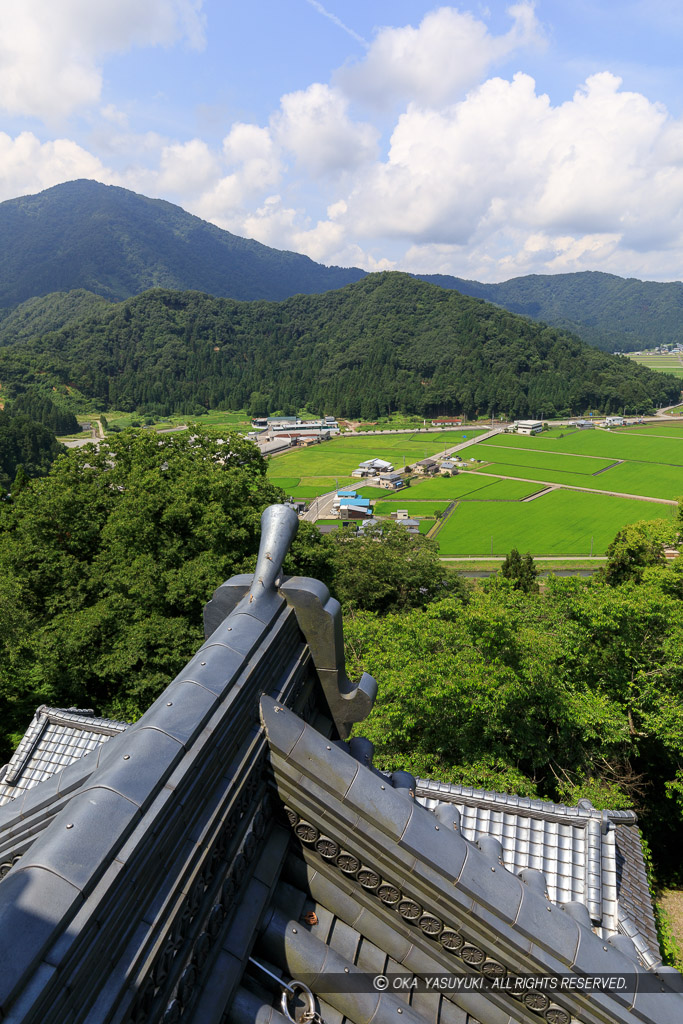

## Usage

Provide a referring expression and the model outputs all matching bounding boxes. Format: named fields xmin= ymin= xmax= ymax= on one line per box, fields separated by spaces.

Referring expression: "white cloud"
xmin=336 ymin=70 xmax=683 ymax=278
xmin=0 ymin=132 xmax=113 ymax=201
xmin=337 ymin=2 xmax=543 ymax=108
xmin=274 ymin=83 xmax=378 ymax=176
xmin=100 ymin=104 xmax=129 ymax=129
xmin=191 ymin=123 xmax=282 ymax=227
xmin=0 ymin=0 xmax=205 ymax=120
xmin=156 ymin=138 xmax=219 ymax=196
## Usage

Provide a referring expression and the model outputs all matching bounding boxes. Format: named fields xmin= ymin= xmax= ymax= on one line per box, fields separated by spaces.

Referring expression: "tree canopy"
xmin=0 ymin=275 xmax=676 ymax=421
xmin=0 ymin=427 xmax=283 ymax=742
xmin=499 ymin=547 xmax=539 ymax=592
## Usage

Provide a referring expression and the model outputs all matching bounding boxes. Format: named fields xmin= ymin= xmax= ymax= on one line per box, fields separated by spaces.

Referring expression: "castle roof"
xmin=0 ymin=505 xmax=678 ymax=1023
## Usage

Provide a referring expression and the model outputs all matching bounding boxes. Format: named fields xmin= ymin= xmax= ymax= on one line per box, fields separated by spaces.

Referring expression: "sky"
xmin=3 ymin=0 xmax=683 ymax=282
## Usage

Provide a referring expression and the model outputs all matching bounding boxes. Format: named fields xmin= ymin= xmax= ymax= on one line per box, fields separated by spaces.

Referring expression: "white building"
xmin=515 ymin=420 xmax=543 ymax=435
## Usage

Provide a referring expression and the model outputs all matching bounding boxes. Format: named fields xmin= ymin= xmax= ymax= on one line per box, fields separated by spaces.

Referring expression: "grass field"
xmin=435 ymin=489 xmax=677 ymax=556
xmin=265 ymin=430 xmax=487 ymax=497
xmin=628 ymin=351 xmax=683 ymax=377
xmin=476 ymin=431 xmax=683 ymax=500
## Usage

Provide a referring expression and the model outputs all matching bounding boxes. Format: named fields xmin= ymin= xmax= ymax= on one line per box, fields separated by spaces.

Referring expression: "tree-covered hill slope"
xmin=418 ymin=270 xmax=683 ymax=352
xmin=0 ymin=180 xmax=365 ymax=309
xmin=0 ymin=273 xmax=676 ymax=419
xmin=3 ymin=181 xmax=682 ymax=355
xmin=0 ymin=289 xmax=111 ymax=346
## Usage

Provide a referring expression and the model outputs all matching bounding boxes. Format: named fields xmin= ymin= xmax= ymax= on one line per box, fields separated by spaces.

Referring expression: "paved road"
xmin=302 ymin=490 xmax=338 ymax=522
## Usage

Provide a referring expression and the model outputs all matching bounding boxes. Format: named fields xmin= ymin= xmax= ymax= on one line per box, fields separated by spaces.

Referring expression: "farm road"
xmin=463 ymin=469 xmax=677 ymax=504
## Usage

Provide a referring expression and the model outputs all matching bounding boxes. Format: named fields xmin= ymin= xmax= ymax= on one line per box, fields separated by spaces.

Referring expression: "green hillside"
xmin=0 ymin=289 xmax=111 ymax=347
xmin=418 ymin=270 xmax=683 ymax=352
xmin=0 ymin=180 xmax=365 ymax=310
xmin=0 ymin=273 xmax=676 ymax=419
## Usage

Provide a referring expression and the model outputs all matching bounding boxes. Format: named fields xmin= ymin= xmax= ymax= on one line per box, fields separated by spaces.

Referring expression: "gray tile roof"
xmin=0 ymin=705 xmax=128 ymax=807
xmin=262 ymin=699 xmax=683 ymax=1023
xmin=0 ymin=504 xmax=677 ymax=1024
xmin=414 ymin=779 xmax=660 ymax=967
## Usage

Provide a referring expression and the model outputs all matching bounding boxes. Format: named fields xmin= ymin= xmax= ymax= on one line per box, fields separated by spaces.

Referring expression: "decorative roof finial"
xmin=248 ymin=504 xmax=299 ymax=602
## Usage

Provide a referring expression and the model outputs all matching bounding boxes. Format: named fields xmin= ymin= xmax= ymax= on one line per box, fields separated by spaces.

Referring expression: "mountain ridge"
xmin=2 ymin=180 xmax=683 ymax=353
xmin=0 ymin=272 xmax=675 ymax=420
xmin=0 ymin=179 xmax=365 ymax=308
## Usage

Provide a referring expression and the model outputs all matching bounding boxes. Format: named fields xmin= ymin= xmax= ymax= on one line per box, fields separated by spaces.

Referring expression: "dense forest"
xmin=0 ymin=402 xmax=64 ymax=492
xmin=0 ymin=274 xmax=677 ymax=420
xmin=0 ymin=180 xmax=364 ymax=309
xmin=1 ymin=428 xmax=682 ymax=891
xmin=2 ymin=180 xmax=683 ymax=354
xmin=422 ymin=270 xmax=683 ymax=352
xmin=0 ymin=288 xmax=110 ymax=347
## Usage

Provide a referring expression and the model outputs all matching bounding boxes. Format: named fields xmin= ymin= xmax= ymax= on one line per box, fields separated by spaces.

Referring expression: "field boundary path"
xmin=522 ymin=486 xmax=556 ymax=502
xmin=426 ymin=501 xmax=456 ymax=539
xmin=461 ymin=469 xmax=678 ymax=504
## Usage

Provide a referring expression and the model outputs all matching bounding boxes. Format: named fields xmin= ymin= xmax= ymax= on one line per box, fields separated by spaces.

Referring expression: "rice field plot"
xmin=629 ymin=352 xmax=683 ymax=377
xmin=483 ymin=428 xmax=683 ymax=463
xmin=478 ymin=431 xmax=683 ymax=498
xmin=587 ymin=461 xmax=683 ymax=501
xmin=465 ymin=478 xmax=542 ymax=500
xmin=376 ymin=474 xmax=499 ymax=502
xmin=266 ymin=430 xmax=488 ymax=481
xmin=625 ymin=425 xmax=683 ymax=438
xmin=373 ymin=501 xmax=443 ymax=517
xmin=269 ymin=475 xmax=357 ymax=500
xmin=476 ymin=443 xmax=616 ymax=481
xmin=268 ymin=477 xmax=300 ymax=491
xmin=435 ymin=490 xmax=677 ymax=557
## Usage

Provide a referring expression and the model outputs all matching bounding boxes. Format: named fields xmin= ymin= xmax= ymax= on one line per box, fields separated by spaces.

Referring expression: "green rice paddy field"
xmin=373 ymin=478 xmax=540 ymax=514
xmin=437 ymin=490 xmax=677 ymax=557
xmin=268 ymin=425 xmax=683 ymax=556
xmin=628 ymin=352 xmax=683 ymax=377
xmin=267 ymin=430 xmax=486 ymax=499
xmin=476 ymin=432 xmax=683 ymax=500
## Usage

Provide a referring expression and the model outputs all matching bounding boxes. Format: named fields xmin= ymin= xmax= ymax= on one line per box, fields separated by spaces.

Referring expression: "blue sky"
xmin=3 ymin=1 xmax=683 ymax=281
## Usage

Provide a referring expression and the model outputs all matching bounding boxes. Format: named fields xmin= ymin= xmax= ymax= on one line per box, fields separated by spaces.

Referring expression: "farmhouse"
xmin=339 ymin=503 xmax=373 ymax=520
xmin=415 ymin=457 xmax=439 ymax=475
xmin=257 ymin=435 xmax=294 ymax=456
xmin=515 ymin=419 xmax=543 ymax=435
xmin=431 ymin=417 xmax=462 ymax=426
xmin=0 ymin=506 xmax=672 ymax=1024
xmin=352 ymin=457 xmax=394 ymax=478
xmin=605 ymin=416 xmax=625 ymax=427
xmin=378 ymin=470 xmax=405 ymax=489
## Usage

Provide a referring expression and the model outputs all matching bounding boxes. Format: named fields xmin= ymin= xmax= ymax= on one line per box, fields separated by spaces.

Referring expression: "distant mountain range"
xmin=0 ymin=179 xmax=364 ymax=309
xmin=0 ymin=273 xmax=675 ymax=420
xmin=419 ymin=272 xmax=683 ymax=353
xmin=1 ymin=179 xmax=682 ymax=353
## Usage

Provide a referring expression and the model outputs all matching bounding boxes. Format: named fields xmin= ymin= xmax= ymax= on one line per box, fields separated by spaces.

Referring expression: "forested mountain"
xmin=0 ymin=289 xmax=110 ymax=347
xmin=418 ymin=270 xmax=683 ymax=352
xmin=0 ymin=273 xmax=676 ymax=420
xmin=3 ymin=181 xmax=682 ymax=355
xmin=0 ymin=180 xmax=364 ymax=309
